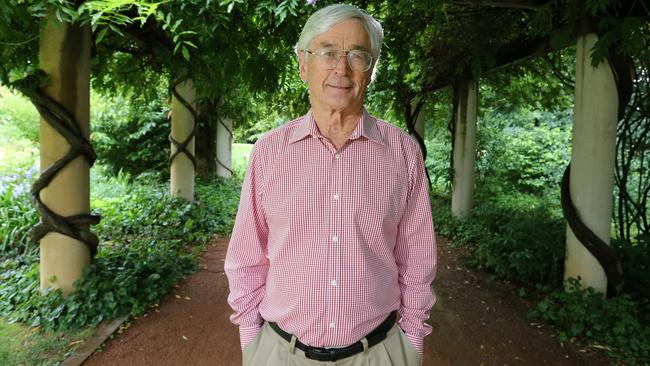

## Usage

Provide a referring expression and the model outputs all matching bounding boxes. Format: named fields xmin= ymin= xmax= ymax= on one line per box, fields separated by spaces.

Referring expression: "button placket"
xmin=328 ymin=150 xmax=343 ymax=334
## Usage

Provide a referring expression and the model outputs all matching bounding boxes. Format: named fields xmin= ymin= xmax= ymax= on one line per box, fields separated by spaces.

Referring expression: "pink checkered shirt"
xmin=225 ymin=108 xmax=437 ymax=358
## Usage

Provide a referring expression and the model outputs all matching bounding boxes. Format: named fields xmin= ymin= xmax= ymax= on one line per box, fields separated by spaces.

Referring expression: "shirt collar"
xmin=289 ymin=108 xmax=385 ymax=145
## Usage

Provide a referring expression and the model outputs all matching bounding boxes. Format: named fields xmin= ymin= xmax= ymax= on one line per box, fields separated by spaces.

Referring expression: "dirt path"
xmin=84 ymin=236 xmax=609 ymax=366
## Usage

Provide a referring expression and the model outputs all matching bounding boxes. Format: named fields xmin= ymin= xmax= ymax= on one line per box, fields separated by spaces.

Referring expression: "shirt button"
xmin=333 ymin=193 xmax=339 ymax=200
xmin=331 ymin=280 xmax=337 ymax=287
xmin=332 ymin=236 xmax=339 ymax=243
xmin=335 ymin=154 xmax=340 ymax=160
xmin=329 ymin=322 xmax=335 ymax=328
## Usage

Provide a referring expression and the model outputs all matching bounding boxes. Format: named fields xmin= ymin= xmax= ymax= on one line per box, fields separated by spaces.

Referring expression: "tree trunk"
xmin=451 ymin=79 xmax=478 ymax=219
xmin=564 ymin=33 xmax=618 ymax=294
xmin=38 ymin=14 xmax=92 ymax=295
xmin=170 ymin=79 xmax=196 ymax=201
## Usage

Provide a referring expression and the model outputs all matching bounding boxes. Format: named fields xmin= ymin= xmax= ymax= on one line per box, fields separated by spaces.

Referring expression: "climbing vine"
xmin=11 ymin=71 xmax=100 ymax=257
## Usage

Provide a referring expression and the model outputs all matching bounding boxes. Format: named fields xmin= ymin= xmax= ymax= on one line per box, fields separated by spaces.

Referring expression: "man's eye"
xmin=321 ymin=51 xmax=337 ymax=58
xmin=350 ymin=51 xmax=369 ymax=61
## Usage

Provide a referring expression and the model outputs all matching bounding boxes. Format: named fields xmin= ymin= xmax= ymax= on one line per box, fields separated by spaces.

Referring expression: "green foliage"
xmin=531 ymin=278 xmax=650 ymax=365
xmin=424 ymin=130 xmax=452 ymax=193
xmin=233 ymin=111 xmax=285 ymax=143
xmin=91 ymin=91 xmax=170 ymax=177
xmin=529 ymin=0 xmax=650 ymax=66
xmin=613 ymin=236 xmax=650 ymax=300
xmin=1 ymin=237 xmax=196 ymax=330
xmin=476 ymin=108 xmax=572 ymax=196
xmin=0 ymin=1 xmax=188 ymax=85
xmin=471 ymin=190 xmax=565 ymax=286
xmin=0 ymin=166 xmax=39 ymax=260
xmin=481 ymin=53 xmax=575 ymax=114
xmin=94 ymin=173 xmax=240 ymax=243
xmin=431 ymin=188 xmax=566 ymax=287
xmin=0 ymin=170 xmax=241 ymax=331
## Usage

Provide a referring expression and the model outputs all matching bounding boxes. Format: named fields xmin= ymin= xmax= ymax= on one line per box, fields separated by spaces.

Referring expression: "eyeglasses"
xmin=304 ymin=48 xmax=373 ymax=72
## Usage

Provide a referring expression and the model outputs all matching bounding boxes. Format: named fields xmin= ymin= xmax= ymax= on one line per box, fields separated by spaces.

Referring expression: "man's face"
xmin=298 ymin=18 xmax=374 ymax=113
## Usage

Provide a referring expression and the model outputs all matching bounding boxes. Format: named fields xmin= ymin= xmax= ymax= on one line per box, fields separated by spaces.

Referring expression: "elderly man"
xmin=225 ymin=4 xmax=436 ymax=365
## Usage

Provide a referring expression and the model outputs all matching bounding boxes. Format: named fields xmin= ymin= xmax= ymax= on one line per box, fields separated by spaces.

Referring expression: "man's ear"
xmin=297 ymin=51 xmax=308 ymax=82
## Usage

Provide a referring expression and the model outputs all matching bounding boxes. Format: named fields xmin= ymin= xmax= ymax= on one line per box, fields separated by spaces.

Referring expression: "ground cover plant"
xmin=1 ymin=168 xmax=240 ymax=330
xmin=0 ymin=151 xmax=241 ymax=363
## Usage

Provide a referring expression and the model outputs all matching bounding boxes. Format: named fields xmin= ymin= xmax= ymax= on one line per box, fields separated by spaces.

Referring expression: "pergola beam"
xmin=424 ymin=36 xmax=558 ymax=94
xmin=451 ymin=0 xmax=547 ymax=10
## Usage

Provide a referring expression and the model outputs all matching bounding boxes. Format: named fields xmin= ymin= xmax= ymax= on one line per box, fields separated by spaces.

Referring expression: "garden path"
xmin=84 ymin=236 xmax=609 ymax=366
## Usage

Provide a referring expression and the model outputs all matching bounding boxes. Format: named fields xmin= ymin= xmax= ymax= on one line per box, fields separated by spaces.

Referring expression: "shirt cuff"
xmin=405 ymin=333 xmax=424 ymax=362
xmin=239 ymin=324 xmax=263 ymax=350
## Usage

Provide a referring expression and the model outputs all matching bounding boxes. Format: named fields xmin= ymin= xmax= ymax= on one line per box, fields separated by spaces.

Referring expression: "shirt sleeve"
xmin=394 ymin=141 xmax=437 ymax=359
xmin=224 ymin=144 xmax=270 ymax=350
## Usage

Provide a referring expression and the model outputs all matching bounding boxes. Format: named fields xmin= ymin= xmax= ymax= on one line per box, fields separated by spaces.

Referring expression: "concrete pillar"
xmin=564 ymin=33 xmax=618 ymax=294
xmin=216 ymin=117 xmax=233 ymax=179
xmin=170 ymin=79 xmax=196 ymax=201
xmin=451 ymin=79 xmax=478 ymax=219
xmin=412 ymin=101 xmax=426 ymax=140
xmin=38 ymin=15 xmax=91 ymax=294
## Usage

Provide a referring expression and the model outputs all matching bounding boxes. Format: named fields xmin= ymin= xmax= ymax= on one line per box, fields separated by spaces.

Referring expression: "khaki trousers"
xmin=242 ymin=322 xmax=420 ymax=366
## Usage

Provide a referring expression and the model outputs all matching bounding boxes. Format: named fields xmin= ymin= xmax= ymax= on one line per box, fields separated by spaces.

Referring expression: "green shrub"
xmin=475 ymin=108 xmax=571 ymax=196
xmin=91 ymin=92 xmax=170 ymax=177
xmin=425 ymin=134 xmax=452 ymax=194
xmin=613 ymin=235 xmax=650 ymax=300
xmin=431 ymin=187 xmax=565 ymax=287
xmin=531 ymin=278 xmax=650 ymax=365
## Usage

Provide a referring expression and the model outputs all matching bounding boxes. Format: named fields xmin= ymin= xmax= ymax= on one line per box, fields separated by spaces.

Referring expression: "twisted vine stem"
xmin=561 ymin=164 xmax=624 ymax=296
xmin=169 ymin=80 xmax=197 ymax=169
xmin=11 ymin=70 xmax=100 ymax=257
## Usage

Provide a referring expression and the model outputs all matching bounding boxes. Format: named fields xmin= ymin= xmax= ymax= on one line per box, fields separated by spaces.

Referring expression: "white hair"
xmin=296 ymin=4 xmax=384 ymax=60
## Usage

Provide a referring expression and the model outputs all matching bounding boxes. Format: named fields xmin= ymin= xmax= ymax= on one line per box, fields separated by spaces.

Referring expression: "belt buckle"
xmin=305 ymin=347 xmax=337 ymax=361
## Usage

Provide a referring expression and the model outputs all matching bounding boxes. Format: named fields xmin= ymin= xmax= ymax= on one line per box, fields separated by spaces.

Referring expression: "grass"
xmin=0 ymin=86 xmax=40 ymax=144
xmin=232 ymin=143 xmax=253 ymax=177
xmin=0 ymin=318 xmax=92 ymax=366
xmin=0 ymin=86 xmax=39 ymax=176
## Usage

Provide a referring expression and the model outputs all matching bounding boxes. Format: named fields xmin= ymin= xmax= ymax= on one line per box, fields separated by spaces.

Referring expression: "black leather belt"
xmin=268 ymin=312 xmax=397 ymax=362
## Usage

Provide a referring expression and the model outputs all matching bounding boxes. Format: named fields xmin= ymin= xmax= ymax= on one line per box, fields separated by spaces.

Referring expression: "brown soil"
xmin=84 ymin=236 xmax=610 ymax=366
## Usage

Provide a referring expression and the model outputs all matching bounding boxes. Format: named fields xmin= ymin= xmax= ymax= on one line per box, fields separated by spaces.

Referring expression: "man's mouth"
xmin=328 ymin=84 xmax=352 ymax=89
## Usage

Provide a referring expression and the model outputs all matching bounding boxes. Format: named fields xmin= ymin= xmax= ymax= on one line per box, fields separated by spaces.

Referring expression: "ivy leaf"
xmin=182 ymin=46 xmax=190 ymax=61
xmin=96 ymin=27 xmax=108 ymax=45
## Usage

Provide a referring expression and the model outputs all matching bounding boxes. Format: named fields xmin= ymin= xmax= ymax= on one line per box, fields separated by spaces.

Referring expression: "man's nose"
xmin=333 ymin=53 xmax=351 ymax=74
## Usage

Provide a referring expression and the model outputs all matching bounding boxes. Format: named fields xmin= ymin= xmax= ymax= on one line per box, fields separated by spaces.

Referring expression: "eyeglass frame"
xmin=302 ymin=48 xmax=374 ymax=72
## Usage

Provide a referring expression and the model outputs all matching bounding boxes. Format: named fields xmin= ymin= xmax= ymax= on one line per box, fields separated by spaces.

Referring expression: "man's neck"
xmin=311 ymin=105 xmax=363 ymax=141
